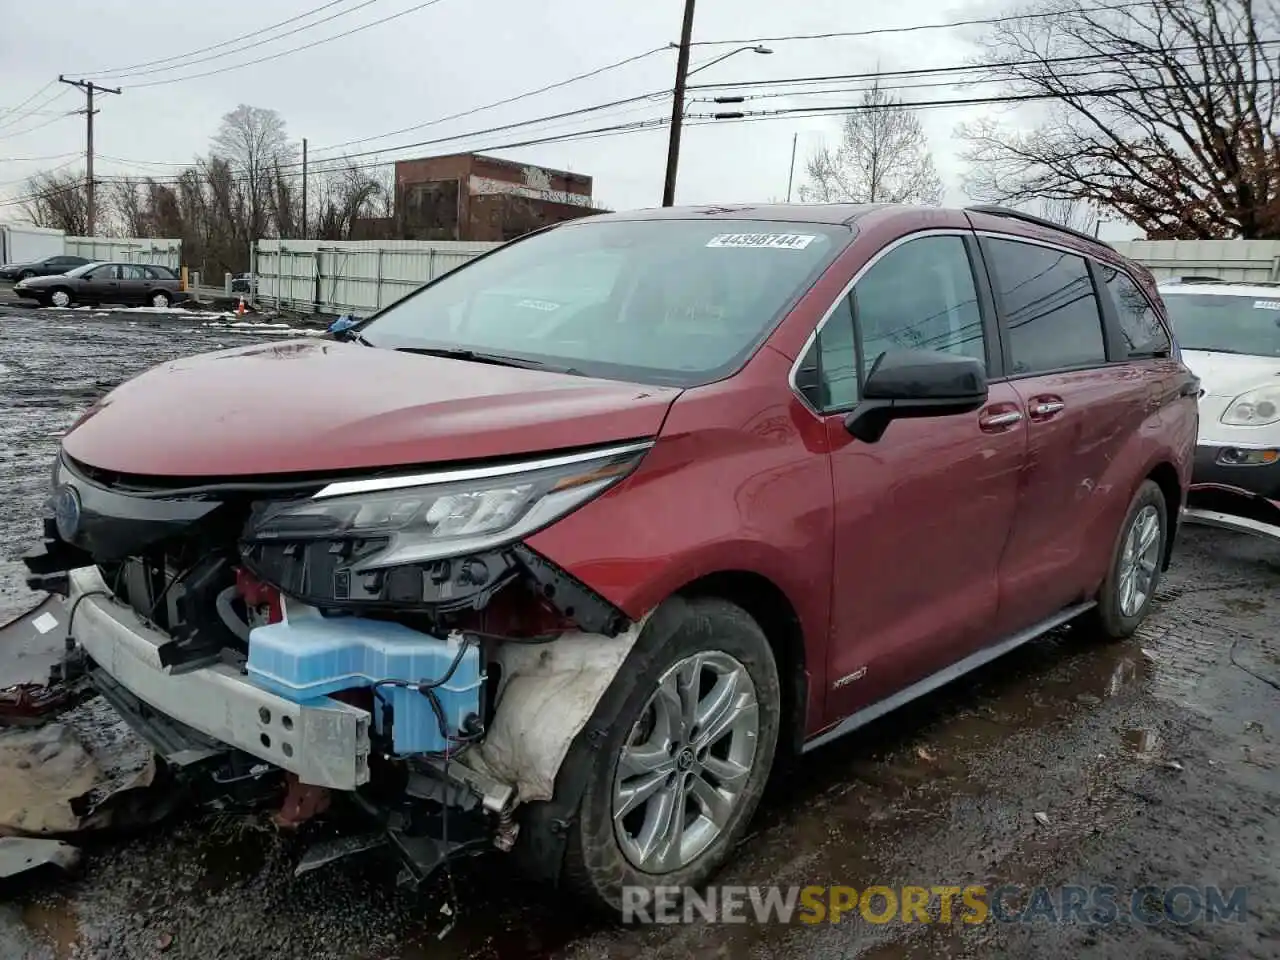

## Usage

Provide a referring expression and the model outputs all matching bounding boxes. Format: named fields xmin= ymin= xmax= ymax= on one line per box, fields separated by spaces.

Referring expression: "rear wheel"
xmin=1083 ymin=480 xmax=1168 ymax=639
xmin=561 ymin=597 xmax=780 ymax=915
xmin=150 ymin=290 xmax=171 ymax=308
xmin=49 ymin=288 xmax=72 ymax=308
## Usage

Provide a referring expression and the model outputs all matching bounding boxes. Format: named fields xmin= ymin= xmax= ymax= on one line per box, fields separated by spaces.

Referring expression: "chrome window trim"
xmin=786 ymin=228 xmax=973 ymax=416
xmin=312 ymin=440 xmax=654 ymax=499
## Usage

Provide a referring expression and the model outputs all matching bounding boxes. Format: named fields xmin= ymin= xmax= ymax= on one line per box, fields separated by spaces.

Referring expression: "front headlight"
xmin=245 ymin=441 xmax=651 ymax=569
xmin=1221 ymin=384 xmax=1280 ymax=425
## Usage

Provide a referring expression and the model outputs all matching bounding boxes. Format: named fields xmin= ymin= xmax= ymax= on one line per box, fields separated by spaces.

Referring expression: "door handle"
xmin=1029 ymin=400 xmax=1066 ymax=420
xmin=979 ymin=409 xmax=1024 ymax=432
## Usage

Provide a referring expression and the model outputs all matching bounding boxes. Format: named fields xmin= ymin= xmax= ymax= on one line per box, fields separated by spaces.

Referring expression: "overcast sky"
xmin=0 ymin=0 xmax=1142 ymax=239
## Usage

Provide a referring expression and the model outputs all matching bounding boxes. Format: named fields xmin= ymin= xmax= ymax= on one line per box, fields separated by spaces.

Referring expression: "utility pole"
xmin=301 ymin=137 xmax=308 ymax=239
xmin=58 ymin=76 xmax=121 ymax=237
xmin=662 ymin=0 xmax=696 ymax=207
xmin=786 ymin=132 xmax=798 ymax=203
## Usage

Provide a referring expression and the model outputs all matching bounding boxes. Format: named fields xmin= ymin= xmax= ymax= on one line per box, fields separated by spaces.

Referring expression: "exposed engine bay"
xmin=21 ymin=446 xmax=647 ymax=890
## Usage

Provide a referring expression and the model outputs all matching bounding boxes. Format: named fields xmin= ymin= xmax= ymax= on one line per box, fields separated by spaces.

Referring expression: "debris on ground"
xmin=1033 ymin=811 xmax=1051 ymax=826
xmin=0 ymin=837 xmax=81 ymax=879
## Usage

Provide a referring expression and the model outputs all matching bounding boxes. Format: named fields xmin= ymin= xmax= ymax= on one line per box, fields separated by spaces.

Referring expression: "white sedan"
xmin=1161 ymin=278 xmax=1280 ymax=537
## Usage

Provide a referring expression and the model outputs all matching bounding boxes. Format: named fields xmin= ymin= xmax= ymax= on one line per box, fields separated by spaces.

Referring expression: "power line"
xmin=0 ymin=151 xmax=80 ymax=163
xmin=309 ymin=45 xmax=672 ymax=158
xmin=696 ymin=77 xmax=1275 ymax=122
xmin=89 ymin=0 xmax=384 ymax=81
xmin=0 ymin=81 xmax=56 ymax=120
xmin=124 ymin=0 xmax=457 ymax=88
xmin=0 ymin=109 xmax=77 ymax=141
xmin=0 ymin=118 xmax=670 ymax=207
xmin=688 ymin=38 xmax=1280 ymax=92
xmin=0 ymin=88 xmax=73 ymax=135
xmin=78 ymin=0 xmax=361 ymax=79
xmin=688 ymin=1 xmax=1158 ymax=47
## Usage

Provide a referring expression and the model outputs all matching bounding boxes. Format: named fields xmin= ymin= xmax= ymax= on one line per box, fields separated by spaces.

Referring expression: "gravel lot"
xmin=1 ymin=304 xmax=1276 ymax=959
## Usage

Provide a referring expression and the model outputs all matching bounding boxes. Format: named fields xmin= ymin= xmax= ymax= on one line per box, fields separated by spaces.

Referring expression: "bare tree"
xmin=959 ymin=0 xmax=1280 ymax=239
xmin=799 ymin=78 xmax=945 ymax=204
xmin=110 ymin=176 xmax=148 ymax=237
xmin=21 ymin=170 xmax=89 ymax=234
xmin=210 ymin=104 xmax=298 ymax=242
xmin=1037 ymin=197 xmax=1100 ymax=235
xmin=313 ymin=160 xmax=387 ymax=239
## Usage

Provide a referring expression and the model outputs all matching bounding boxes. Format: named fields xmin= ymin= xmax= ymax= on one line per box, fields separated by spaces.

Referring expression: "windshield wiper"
xmin=391 ymin=345 xmax=580 ymax=374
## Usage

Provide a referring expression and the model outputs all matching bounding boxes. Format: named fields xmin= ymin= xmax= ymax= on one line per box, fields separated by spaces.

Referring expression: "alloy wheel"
xmin=1118 ymin=504 xmax=1161 ymax=617
xmin=152 ymin=292 xmax=170 ymax=307
xmin=612 ymin=651 xmax=759 ymax=873
xmin=50 ymin=290 xmax=70 ymax=308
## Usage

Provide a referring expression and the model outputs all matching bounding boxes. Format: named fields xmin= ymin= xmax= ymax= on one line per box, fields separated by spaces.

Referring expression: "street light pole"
xmin=662 ymin=0 xmax=697 ymax=207
xmin=661 ymin=37 xmax=773 ymax=207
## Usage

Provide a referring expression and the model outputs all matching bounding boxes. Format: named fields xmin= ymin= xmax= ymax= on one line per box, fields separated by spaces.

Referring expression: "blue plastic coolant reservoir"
xmin=245 ymin=615 xmax=483 ymax=755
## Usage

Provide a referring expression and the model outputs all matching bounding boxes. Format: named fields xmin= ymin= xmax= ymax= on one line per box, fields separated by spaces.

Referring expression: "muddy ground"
xmin=0 ymin=305 xmax=1276 ymax=959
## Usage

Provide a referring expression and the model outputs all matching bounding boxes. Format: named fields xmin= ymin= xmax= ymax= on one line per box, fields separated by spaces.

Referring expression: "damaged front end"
xmin=19 ymin=442 xmax=650 ymax=886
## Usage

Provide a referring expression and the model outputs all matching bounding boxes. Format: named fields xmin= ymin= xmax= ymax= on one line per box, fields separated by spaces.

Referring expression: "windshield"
xmin=1163 ymin=291 xmax=1280 ymax=356
xmin=63 ymin=262 xmax=103 ymax=278
xmin=360 ymin=218 xmax=850 ymax=385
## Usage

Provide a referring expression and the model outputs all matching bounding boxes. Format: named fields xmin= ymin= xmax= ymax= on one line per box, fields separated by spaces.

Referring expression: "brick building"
xmin=353 ymin=153 xmax=605 ymax=242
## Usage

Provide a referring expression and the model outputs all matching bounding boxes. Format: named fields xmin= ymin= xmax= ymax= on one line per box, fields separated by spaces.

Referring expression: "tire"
xmin=150 ymin=290 xmax=171 ymax=308
xmin=48 ymin=288 xmax=73 ymax=308
xmin=1082 ymin=479 xmax=1168 ymax=639
xmin=17 ymin=270 xmax=34 ymax=282
xmin=561 ymin=597 xmax=781 ymax=916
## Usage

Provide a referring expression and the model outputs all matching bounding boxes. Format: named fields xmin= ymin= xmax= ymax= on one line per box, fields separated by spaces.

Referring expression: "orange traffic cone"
xmin=237 ymin=296 xmax=246 ymax=318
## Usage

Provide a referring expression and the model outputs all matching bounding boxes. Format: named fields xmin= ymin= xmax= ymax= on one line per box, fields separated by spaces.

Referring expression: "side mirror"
xmin=844 ymin=349 xmax=988 ymax=443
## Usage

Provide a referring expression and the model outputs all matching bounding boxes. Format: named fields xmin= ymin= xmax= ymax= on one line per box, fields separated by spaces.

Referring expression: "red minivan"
xmin=22 ymin=203 xmax=1197 ymax=912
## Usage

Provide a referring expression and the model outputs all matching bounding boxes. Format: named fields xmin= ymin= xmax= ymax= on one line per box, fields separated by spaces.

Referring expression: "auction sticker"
xmin=706 ymin=233 xmax=818 ymax=250
xmin=1253 ymin=300 xmax=1280 ymax=310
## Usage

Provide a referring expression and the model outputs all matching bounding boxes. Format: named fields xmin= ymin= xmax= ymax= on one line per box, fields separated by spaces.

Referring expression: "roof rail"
xmin=964 ymin=203 xmax=1114 ymax=250
xmin=1164 ymin=275 xmax=1280 ymax=288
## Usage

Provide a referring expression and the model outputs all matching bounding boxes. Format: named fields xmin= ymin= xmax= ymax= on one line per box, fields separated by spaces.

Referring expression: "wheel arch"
xmin=674 ymin=569 xmax=809 ymax=756
xmin=1145 ymin=460 xmax=1182 ymax=571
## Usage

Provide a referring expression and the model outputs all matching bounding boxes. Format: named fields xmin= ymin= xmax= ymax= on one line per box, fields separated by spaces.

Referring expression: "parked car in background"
xmin=0 ymin=254 xmax=90 ymax=282
xmin=22 ymin=203 xmax=1196 ymax=915
xmin=230 ymin=272 xmax=255 ymax=294
xmin=13 ymin=261 xmax=186 ymax=308
xmin=1159 ymin=278 xmax=1280 ymax=496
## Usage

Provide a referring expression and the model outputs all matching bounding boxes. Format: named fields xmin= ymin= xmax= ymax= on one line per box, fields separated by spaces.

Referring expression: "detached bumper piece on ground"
xmin=1183 ymin=482 xmax=1280 ymax=543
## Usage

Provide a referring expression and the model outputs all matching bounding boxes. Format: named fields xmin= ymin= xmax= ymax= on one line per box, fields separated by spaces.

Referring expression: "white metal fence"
xmin=248 ymin=236 xmax=1280 ymax=317
xmin=1113 ymin=239 xmax=1280 ymax=283
xmin=65 ymin=236 xmax=182 ymax=269
xmin=253 ymin=239 xmax=500 ymax=315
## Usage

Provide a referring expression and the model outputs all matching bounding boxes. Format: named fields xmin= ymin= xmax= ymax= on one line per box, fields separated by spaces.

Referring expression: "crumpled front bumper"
xmin=67 ymin=566 xmax=372 ymax=790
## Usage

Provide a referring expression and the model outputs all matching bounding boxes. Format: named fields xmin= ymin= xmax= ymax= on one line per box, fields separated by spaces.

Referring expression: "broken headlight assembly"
xmin=240 ymin=441 xmax=651 ymax=609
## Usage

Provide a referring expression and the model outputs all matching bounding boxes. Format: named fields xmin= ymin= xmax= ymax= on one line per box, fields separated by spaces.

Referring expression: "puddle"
xmin=20 ymin=896 xmax=81 ymax=960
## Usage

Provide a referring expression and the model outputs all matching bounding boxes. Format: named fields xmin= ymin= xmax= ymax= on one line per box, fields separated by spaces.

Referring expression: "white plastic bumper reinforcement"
xmin=68 ymin=567 xmax=371 ymax=790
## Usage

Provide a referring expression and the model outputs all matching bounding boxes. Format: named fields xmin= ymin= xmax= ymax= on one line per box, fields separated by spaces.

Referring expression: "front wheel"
xmin=48 ymin=288 xmax=72 ymax=308
xmin=17 ymin=270 xmax=34 ymax=282
xmin=562 ymin=597 xmax=780 ymax=915
xmin=1083 ymin=479 xmax=1168 ymax=639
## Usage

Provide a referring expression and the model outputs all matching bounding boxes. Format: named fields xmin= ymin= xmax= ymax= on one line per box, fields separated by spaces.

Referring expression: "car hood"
xmin=17 ymin=274 xmax=73 ymax=286
xmin=61 ymin=339 xmax=682 ymax=477
xmin=1181 ymin=350 xmax=1280 ymax=398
